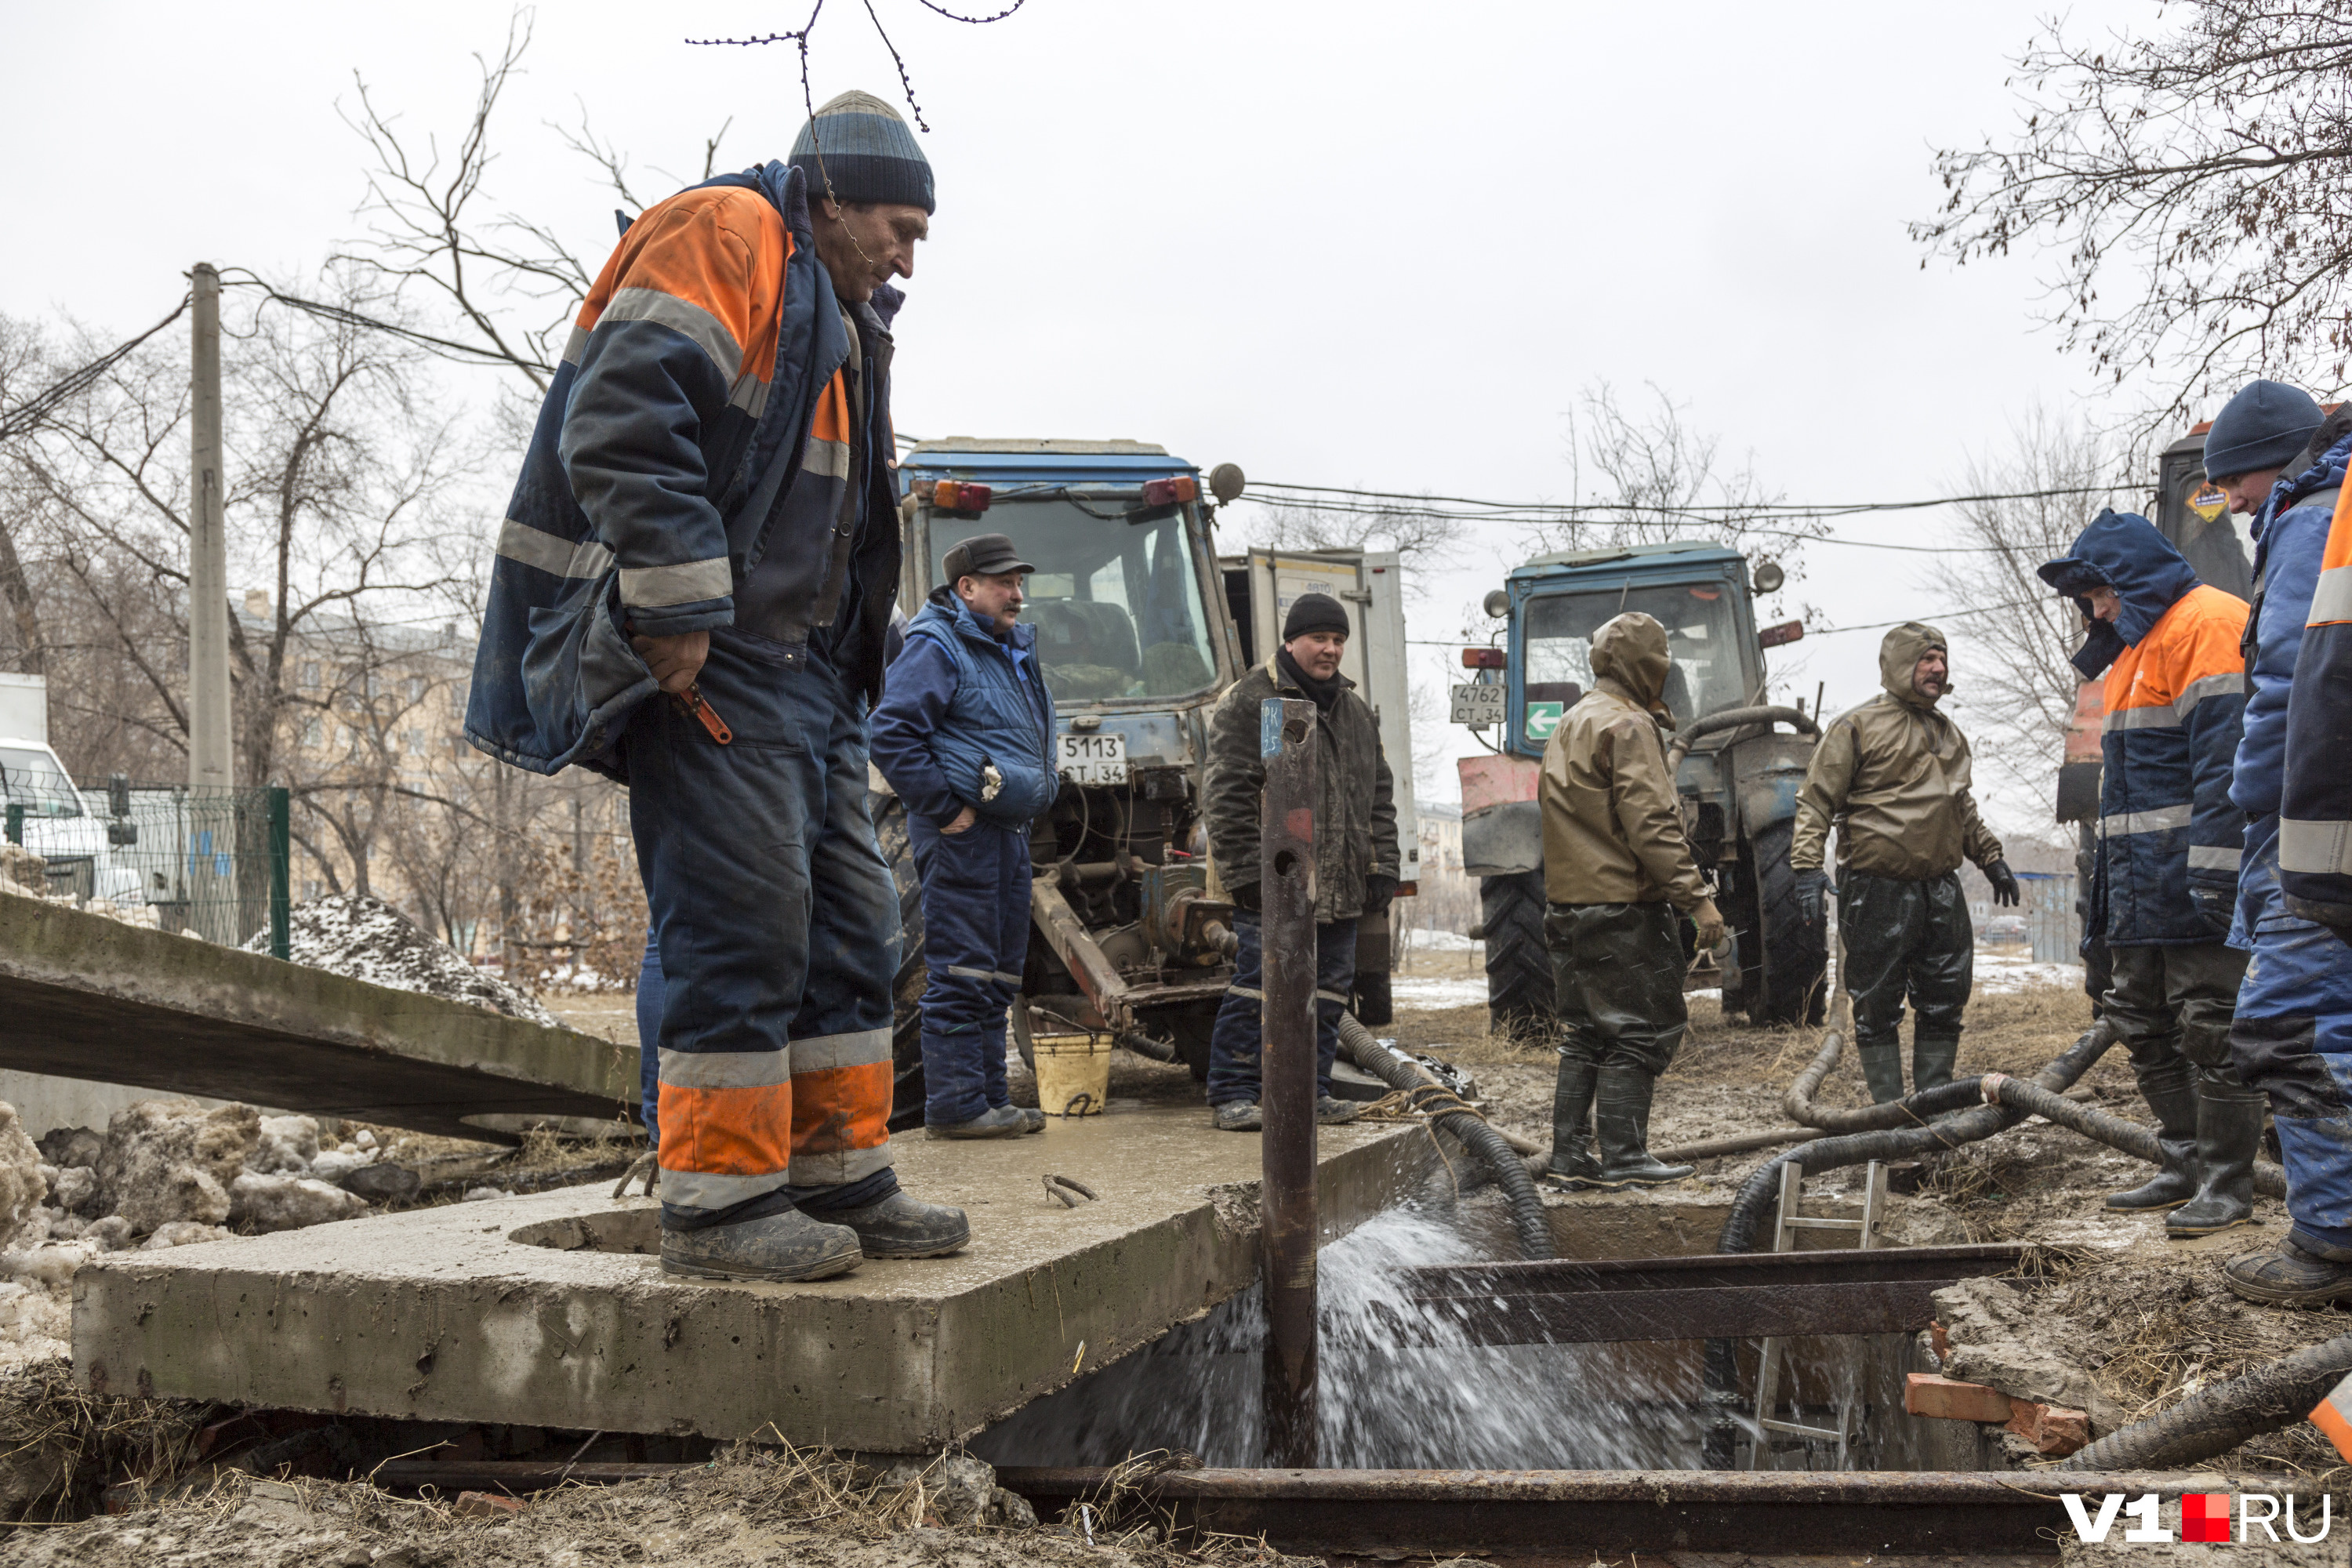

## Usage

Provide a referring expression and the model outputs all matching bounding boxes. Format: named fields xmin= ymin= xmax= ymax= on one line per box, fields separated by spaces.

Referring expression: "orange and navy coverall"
xmin=465 ymin=161 xmax=902 ymax=1227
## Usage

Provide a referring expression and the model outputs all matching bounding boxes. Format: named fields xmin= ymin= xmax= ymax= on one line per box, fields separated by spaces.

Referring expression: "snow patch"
xmin=246 ymin=891 xmax=556 ymax=1025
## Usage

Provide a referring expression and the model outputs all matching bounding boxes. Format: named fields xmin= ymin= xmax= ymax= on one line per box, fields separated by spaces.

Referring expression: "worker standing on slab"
xmin=465 ymin=92 xmax=969 ymax=1282
xmin=1203 ymin=593 xmax=1399 ymax=1131
xmin=869 ymin=534 xmax=1057 ymax=1138
xmin=2209 ymin=399 xmax=2352 ymax=1301
xmin=2039 ymin=510 xmax=2253 ymax=1237
xmin=1537 ymin=612 xmax=1723 ymax=1189
xmin=1791 ymin=623 xmax=2016 ymax=1105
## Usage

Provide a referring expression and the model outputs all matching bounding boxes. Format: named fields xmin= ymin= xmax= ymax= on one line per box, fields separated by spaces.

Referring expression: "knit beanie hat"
xmin=2203 ymin=379 xmax=2324 ymax=482
xmin=789 ymin=89 xmax=935 ymax=214
xmin=1282 ymin=593 xmax=1351 ymax=642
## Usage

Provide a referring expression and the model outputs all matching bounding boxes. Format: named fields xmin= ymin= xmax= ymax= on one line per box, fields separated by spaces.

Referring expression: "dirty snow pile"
xmin=0 ymin=844 xmax=162 ymax=929
xmin=0 ymin=1098 xmax=416 ymax=1369
xmin=244 ymin=891 xmax=557 ymax=1025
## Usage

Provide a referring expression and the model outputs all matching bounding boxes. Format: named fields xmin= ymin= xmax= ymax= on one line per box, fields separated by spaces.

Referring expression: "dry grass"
xmin=0 ymin=1359 xmax=208 ymax=1525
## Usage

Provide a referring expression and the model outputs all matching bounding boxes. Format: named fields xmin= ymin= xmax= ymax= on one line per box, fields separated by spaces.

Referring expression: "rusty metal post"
xmin=1259 ymin=695 xmax=1319 ymax=1468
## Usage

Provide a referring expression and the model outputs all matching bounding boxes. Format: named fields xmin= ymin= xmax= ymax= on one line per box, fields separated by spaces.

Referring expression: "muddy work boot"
xmin=1315 ymin=1097 xmax=1364 ymax=1126
xmin=1212 ymin=1101 xmax=1263 ymax=1132
xmin=661 ymin=1207 xmax=862 ymax=1283
xmin=1018 ymin=1107 xmax=1047 ymax=1134
xmin=2106 ymin=1060 xmax=2200 ymax=1212
xmin=2168 ymin=1076 xmax=2264 ymax=1239
xmin=1588 ymin=1065 xmax=1695 ymax=1189
xmin=925 ymin=1105 xmax=1029 ymax=1140
xmin=829 ymin=1190 xmax=972 ymax=1259
xmin=1543 ymin=1058 xmax=1602 ymax=1187
xmin=2223 ymin=1240 xmax=2352 ymax=1308
xmin=1857 ymin=1042 xmax=1907 ymax=1105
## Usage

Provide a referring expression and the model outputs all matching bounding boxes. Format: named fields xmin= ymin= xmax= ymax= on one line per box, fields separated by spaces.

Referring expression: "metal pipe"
xmin=1258 ymin=695 xmax=1319 ymax=1469
xmin=1652 ymin=1125 xmax=1826 ymax=1162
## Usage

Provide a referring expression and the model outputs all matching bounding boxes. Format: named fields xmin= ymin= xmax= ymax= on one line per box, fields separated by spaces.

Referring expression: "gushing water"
xmin=976 ymin=1203 xmax=1752 ymax=1469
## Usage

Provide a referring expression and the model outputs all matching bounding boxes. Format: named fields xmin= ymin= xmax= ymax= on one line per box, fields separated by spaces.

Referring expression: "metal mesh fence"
xmin=4 ymin=782 xmax=289 ymax=957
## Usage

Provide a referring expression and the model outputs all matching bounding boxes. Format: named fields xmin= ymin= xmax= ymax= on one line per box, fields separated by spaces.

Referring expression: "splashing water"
xmin=973 ymin=1203 xmax=1809 ymax=1470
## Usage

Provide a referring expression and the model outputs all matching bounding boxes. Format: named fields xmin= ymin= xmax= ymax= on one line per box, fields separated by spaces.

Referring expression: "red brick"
xmin=2005 ymin=1401 xmax=2091 ymax=1456
xmin=452 ymin=1491 xmax=527 ymax=1519
xmin=1904 ymin=1372 xmax=2017 ymax=1424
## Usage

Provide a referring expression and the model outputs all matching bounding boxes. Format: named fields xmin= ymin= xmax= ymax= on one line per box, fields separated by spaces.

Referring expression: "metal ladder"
xmin=1747 ymin=1159 xmax=1887 ymax=1468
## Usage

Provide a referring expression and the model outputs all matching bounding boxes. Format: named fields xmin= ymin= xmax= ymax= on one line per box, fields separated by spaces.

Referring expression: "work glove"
xmin=1231 ymin=883 xmax=1262 ymax=914
xmin=1986 ymin=859 xmax=2021 ymax=908
xmin=1690 ymin=898 xmax=1726 ymax=951
xmin=2190 ymin=880 xmax=2234 ymax=930
xmin=1361 ymin=873 xmax=1398 ymax=918
xmin=1795 ymin=869 xmax=1834 ymax=927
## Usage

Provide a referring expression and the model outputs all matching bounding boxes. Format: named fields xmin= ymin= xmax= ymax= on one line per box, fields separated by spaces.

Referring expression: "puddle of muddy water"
xmin=971 ymin=1203 xmax=1956 ymax=1472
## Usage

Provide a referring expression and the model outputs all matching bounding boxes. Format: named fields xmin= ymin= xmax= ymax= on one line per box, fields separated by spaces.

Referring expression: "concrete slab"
xmin=0 ymin=892 xmax=632 ymax=1141
xmin=74 ymin=1105 xmax=1439 ymax=1451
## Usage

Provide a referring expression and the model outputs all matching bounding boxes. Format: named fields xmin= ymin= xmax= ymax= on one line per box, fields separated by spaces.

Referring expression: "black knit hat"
xmin=1282 ymin=593 xmax=1351 ymax=642
xmin=789 ymin=89 xmax=935 ymax=214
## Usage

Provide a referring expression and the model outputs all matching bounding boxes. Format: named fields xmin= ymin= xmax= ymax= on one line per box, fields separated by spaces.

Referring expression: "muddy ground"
xmin=4 ymin=948 xmax=2349 ymax=1562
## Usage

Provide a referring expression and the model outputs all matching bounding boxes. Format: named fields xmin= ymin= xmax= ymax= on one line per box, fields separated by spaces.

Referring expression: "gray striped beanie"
xmin=789 ymin=90 xmax=935 ymax=214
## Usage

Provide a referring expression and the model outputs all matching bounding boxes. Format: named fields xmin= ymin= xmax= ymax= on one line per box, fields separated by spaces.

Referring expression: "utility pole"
xmin=188 ymin=263 xmax=233 ymax=793
xmin=188 ymin=263 xmax=236 ymax=942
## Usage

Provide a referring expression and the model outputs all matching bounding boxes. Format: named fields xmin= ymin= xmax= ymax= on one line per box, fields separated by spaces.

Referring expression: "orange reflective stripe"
xmin=2323 ymin=485 xmax=2352 ymax=574
xmin=807 ymin=369 xmax=853 ymax=444
xmin=789 ymin=1061 xmax=892 ymax=1158
xmin=574 ymin=187 xmax=790 ymax=387
xmin=657 ymin=1080 xmax=793 ymax=1177
xmin=2103 ymin=586 xmax=2248 ymax=714
xmin=2309 ymin=486 xmax=2352 ymax=627
xmin=2312 ymin=1377 xmax=2352 ymax=1463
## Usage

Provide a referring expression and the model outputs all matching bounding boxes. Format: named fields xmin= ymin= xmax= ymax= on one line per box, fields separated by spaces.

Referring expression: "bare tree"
xmin=1536 ymin=380 xmax=1818 ymax=568
xmin=1916 ymin=2 xmax=2352 ymax=424
xmin=1926 ymin=407 xmax=2134 ymax=808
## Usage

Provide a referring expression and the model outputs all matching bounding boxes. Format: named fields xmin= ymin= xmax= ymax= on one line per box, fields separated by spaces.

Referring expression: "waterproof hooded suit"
xmin=2041 ymin=510 xmax=2252 ymax=1229
xmin=1539 ymin=611 xmax=1710 ymax=1072
xmin=1536 ymin=613 xmax=1710 ymax=1188
xmin=2230 ymin=416 xmax=2352 ymax=1260
xmin=1791 ymin=623 xmax=2003 ymax=1102
xmin=466 ymin=162 xmax=906 ymax=1231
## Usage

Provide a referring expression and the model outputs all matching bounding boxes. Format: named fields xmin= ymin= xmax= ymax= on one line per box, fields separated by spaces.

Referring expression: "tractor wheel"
xmin=1745 ymin=820 xmax=1827 ymax=1027
xmin=1352 ymin=967 xmax=1394 ymax=1029
xmin=1168 ymin=1000 xmax=1218 ymax=1083
xmin=872 ymin=793 xmax=930 ymax=1132
xmin=1478 ymin=869 xmax=1555 ymax=1043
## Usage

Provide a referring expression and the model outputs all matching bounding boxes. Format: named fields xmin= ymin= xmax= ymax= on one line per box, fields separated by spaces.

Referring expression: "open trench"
xmin=5 ymin=964 xmax=2351 ymax=1563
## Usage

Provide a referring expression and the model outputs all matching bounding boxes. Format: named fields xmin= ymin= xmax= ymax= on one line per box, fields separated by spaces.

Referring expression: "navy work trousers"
xmin=627 ymin=630 xmax=901 ymax=1219
xmin=1207 ymin=911 xmax=1358 ymax=1108
xmin=908 ymin=814 xmax=1030 ymax=1126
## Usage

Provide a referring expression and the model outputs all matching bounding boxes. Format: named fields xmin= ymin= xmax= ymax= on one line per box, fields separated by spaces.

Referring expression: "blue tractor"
xmin=1454 ymin=541 xmax=1826 ymax=1030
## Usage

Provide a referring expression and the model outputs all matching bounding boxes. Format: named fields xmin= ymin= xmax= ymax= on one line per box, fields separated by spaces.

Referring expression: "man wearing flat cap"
xmin=1201 ymin=593 xmax=1401 ymax=1131
xmin=872 ymin=534 xmax=1061 ymax=1138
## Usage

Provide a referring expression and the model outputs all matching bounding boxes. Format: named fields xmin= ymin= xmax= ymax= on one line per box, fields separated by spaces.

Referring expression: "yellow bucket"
xmin=1033 ymin=1032 xmax=1112 ymax=1117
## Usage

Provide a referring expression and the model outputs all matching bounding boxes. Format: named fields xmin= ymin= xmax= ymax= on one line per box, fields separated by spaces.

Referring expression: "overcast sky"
xmin=5 ymin=0 xmax=2180 ymax=840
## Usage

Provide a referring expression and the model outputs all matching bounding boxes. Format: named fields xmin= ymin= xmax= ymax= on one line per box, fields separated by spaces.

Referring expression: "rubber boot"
xmin=2167 ymin=1076 xmax=2263 ymax=1238
xmin=1591 ymin=1065 xmax=1695 ymax=1188
xmin=925 ymin=1105 xmax=1029 ymax=1140
xmin=829 ymin=1189 xmax=973 ymax=1259
xmin=1544 ymin=1058 xmax=1602 ymax=1186
xmin=1857 ymin=1042 xmax=1907 ymax=1105
xmin=1911 ymin=1036 xmax=1961 ymax=1096
xmin=660 ymin=1207 xmax=862 ymax=1282
xmin=2106 ymin=1059 xmax=2200 ymax=1212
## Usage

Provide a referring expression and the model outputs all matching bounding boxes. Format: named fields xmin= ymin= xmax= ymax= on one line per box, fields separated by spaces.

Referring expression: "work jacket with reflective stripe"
xmin=464 ymin=160 xmax=901 ymax=778
xmin=2278 ymin=452 xmax=2352 ymax=927
xmin=2067 ymin=513 xmax=2249 ymax=945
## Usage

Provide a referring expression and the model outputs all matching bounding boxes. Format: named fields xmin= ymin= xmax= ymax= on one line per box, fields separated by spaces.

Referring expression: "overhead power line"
xmin=0 ymin=296 xmax=193 ymax=444
xmin=1249 ymin=478 xmax=2132 ymax=521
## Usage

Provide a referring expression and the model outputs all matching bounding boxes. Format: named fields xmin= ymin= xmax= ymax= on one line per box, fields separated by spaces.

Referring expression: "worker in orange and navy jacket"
xmin=2040 ymin=511 xmax=2255 ymax=1240
xmin=463 ymin=90 xmax=969 ymax=1284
